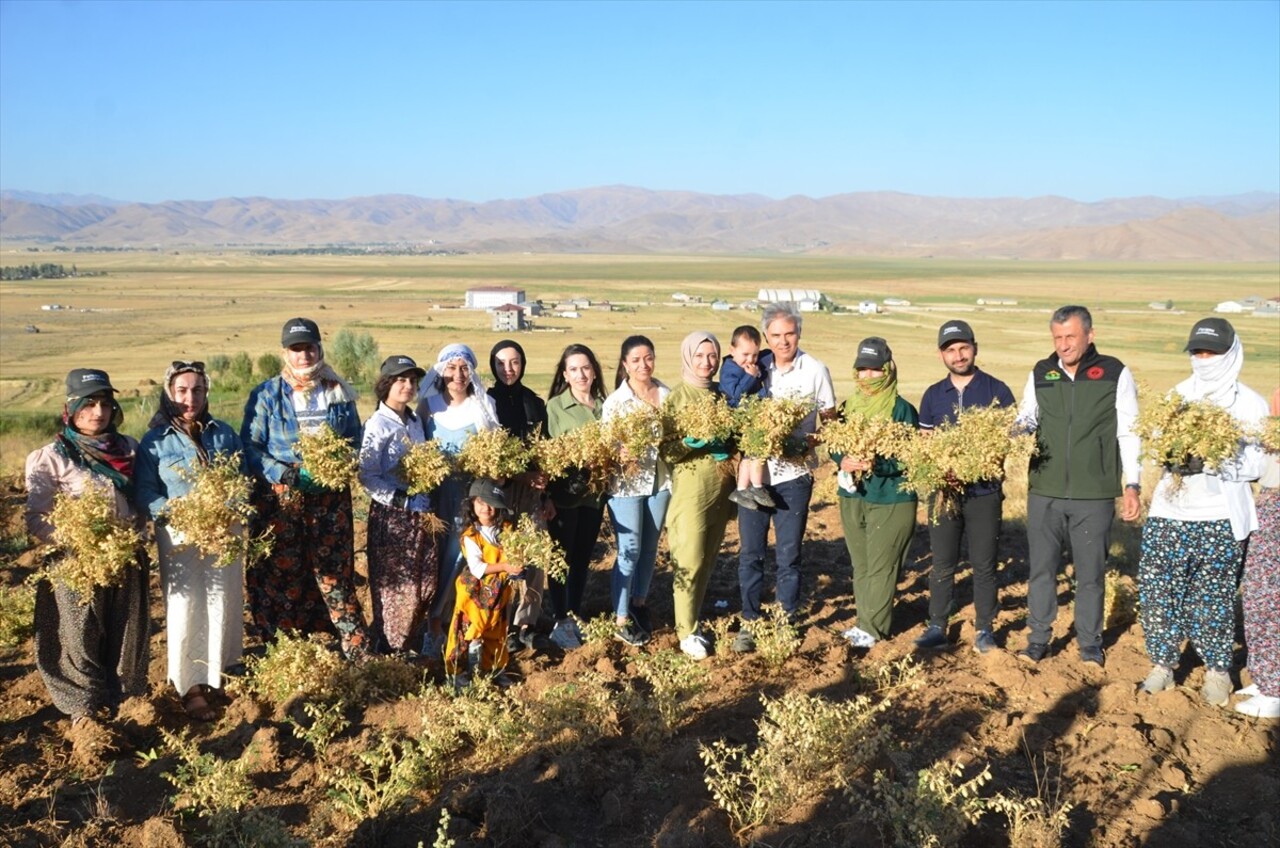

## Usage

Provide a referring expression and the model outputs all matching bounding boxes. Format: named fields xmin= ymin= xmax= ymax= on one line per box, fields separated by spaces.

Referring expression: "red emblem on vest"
xmin=1086 ymin=366 xmax=1104 ymax=380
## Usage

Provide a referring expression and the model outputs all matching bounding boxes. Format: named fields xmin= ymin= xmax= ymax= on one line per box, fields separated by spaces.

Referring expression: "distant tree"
xmin=207 ymin=354 xmax=232 ymax=375
xmin=329 ymin=329 xmax=380 ymax=386
xmin=227 ymin=352 xmax=254 ymax=388
xmin=256 ymin=352 xmax=283 ymax=378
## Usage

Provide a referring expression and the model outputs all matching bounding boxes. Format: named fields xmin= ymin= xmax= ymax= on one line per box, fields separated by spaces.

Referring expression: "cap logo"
xmin=1045 ymin=370 xmax=1061 ymax=381
xmin=860 ymin=346 xmax=877 ymax=355
xmin=82 ymin=374 xmax=103 ymax=382
xmin=943 ymin=326 xmax=961 ymax=334
xmin=398 ymin=357 xmax=412 ymax=365
xmin=288 ymin=324 xmax=310 ymax=333
xmin=1195 ymin=328 xmax=1218 ymax=337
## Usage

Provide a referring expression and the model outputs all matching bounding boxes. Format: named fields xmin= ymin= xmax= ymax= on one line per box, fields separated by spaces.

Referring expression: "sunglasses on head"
xmin=171 ymin=360 xmax=206 ymax=373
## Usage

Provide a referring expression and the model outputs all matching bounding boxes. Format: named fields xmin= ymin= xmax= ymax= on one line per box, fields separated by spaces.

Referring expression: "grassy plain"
xmin=1 ymin=249 xmax=1277 ymax=471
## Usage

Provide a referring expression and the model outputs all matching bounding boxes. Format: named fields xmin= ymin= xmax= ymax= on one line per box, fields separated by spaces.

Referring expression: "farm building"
xmin=858 ymin=301 xmax=880 ymax=315
xmin=883 ymin=297 xmax=911 ymax=307
xmin=1215 ymin=301 xmax=1246 ymax=314
xmin=554 ymin=310 xmax=580 ymax=319
xmin=491 ymin=303 xmax=525 ymax=332
xmin=1148 ymin=301 xmax=1174 ymax=310
xmin=711 ymin=300 xmax=731 ymax=311
xmin=671 ymin=292 xmax=698 ymax=303
xmin=465 ymin=286 xmax=526 ymax=310
xmin=976 ymin=298 xmax=1018 ymax=306
xmin=1255 ymin=301 xmax=1280 ymax=316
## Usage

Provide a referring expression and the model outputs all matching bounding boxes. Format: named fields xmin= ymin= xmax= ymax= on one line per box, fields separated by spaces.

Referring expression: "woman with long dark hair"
xmin=601 ymin=335 xmax=671 ymax=645
xmin=545 ymin=343 xmax=607 ymax=649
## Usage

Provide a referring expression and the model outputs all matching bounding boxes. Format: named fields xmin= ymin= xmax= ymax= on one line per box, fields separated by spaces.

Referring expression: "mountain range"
xmin=1 ymin=186 xmax=1277 ymax=261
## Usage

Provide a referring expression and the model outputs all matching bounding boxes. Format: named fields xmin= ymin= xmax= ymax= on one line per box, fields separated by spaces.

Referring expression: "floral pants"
xmin=1243 ymin=490 xmax=1279 ymax=696
xmin=367 ymin=499 xmax=440 ymax=653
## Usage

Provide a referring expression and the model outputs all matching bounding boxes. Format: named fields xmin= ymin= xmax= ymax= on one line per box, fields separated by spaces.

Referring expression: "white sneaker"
xmin=1236 ymin=683 xmax=1260 ymax=698
xmin=842 ymin=626 xmax=877 ymax=649
xmin=679 ymin=633 xmax=710 ymax=661
xmin=1234 ymin=694 xmax=1280 ymax=719
xmin=550 ymin=618 xmax=583 ymax=650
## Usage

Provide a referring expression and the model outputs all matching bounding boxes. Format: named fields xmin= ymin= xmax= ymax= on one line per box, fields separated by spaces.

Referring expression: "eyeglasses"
xmin=171 ymin=360 xmax=206 ymax=373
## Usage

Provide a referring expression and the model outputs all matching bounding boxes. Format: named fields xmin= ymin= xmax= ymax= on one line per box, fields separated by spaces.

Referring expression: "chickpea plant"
xmin=294 ymin=425 xmax=359 ymax=490
xmin=165 ymin=452 xmax=273 ymax=567
xmin=46 ymin=483 xmax=143 ymax=601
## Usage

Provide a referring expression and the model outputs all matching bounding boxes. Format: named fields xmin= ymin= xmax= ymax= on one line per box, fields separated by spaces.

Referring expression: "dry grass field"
xmin=0 ymin=250 xmax=1278 ymax=847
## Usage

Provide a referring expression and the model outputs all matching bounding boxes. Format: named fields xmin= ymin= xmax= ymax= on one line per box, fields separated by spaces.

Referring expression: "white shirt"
xmin=358 ymin=402 xmax=429 ymax=511
xmin=292 ymin=389 xmax=330 ymax=433
xmin=462 ymin=523 xmax=503 ymax=579
xmin=762 ymin=350 xmax=836 ymax=485
xmin=602 ymin=380 xmax=672 ymax=498
xmin=1016 ymin=363 xmax=1142 ymax=488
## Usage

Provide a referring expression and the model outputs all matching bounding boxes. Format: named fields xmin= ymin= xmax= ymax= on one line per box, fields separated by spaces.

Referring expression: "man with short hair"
xmin=915 ymin=320 xmax=1016 ymax=654
xmin=1016 ymin=305 xmax=1142 ymax=667
xmin=733 ymin=302 xmax=836 ymax=652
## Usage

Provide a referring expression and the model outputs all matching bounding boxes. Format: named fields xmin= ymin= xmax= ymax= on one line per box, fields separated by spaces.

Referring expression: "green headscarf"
xmin=842 ymin=360 xmax=898 ymax=420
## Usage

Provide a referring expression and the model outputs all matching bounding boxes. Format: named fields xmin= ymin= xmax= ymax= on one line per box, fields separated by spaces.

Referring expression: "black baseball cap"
xmin=854 ymin=337 xmax=892 ymax=370
xmin=937 ymin=320 xmax=976 ymax=349
xmin=379 ymin=355 xmax=426 ymax=380
xmin=1184 ymin=318 xmax=1235 ymax=354
xmin=65 ymin=368 xmax=117 ymax=399
xmin=281 ymin=317 xmax=321 ymax=347
xmin=468 ymin=478 xmax=510 ymax=511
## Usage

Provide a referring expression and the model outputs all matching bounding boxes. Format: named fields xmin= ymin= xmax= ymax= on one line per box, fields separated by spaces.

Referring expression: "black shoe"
xmin=731 ymin=629 xmax=756 ymax=653
xmin=1079 ymin=645 xmax=1105 ymax=667
xmin=914 ymin=625 xmax=949 ymax=650
xmin=614 ymin=620 xmax=649 ymax=647
xmin=1019 ymin=642 xmax=1050 ymax=664
xmin=629 ymin=604 xmax=653 ymax=636
xmin=506 ymin=631 xmax=524 ymax=655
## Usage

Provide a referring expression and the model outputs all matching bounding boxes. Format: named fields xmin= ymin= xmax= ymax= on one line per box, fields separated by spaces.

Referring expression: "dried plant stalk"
xmin=397 ymin=440 xmax=452 ymax=495
xmin=166 ymin=452 xmax=271 ymax=567
xmin=605 ymin=403 xmax=666 ymax=475
xmin=897 ymin=405 xmax=1034 ymax=500
xmin=817 ymin=413 xmax=914 ymax=483
xmin=47 ymin=484 xmax=142 ymax=600
xmin=455 ymin=428 xmax=530 ymax=480
xmin=669 ymin=392 xmax=736 ymax=443
xmin=295 ymin=425 xmax=359 ymax=490
xmin=1135 ymin=390 xmax=1246 ymax=482
xmin=501 ymin=513 xmax=569 ymax=582
xmin=533 ymin=420 xmax=618 ymax=493
xmin=735 ymin=396 xmax=815 ymax=460
xmin=1256 ymin=416 xmax=1280 ymax=456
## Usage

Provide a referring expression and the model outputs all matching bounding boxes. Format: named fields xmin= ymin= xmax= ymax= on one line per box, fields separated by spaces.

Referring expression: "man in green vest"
xmin=1016 ymin=305 xmax=1142 ymax=667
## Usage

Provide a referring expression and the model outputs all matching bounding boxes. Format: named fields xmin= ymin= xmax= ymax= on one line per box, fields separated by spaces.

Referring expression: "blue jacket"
xmin=135 ymin=418 xmax=244 ymax=520
xmin=720 ymin=350 xmax=774 ymax=408
xmin=241 ymin=377 xmax=361 ymax=485
xmin=917 ymin=367 xmax=1016 ymax=497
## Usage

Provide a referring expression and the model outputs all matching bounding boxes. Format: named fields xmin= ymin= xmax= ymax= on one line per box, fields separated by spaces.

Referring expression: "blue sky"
xmin=1 ymin=0 xmax=1276 ymax=204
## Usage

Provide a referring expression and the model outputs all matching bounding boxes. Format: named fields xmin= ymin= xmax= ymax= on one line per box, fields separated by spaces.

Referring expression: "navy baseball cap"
xmin=65 ymin=368 xmax=117 ymax=399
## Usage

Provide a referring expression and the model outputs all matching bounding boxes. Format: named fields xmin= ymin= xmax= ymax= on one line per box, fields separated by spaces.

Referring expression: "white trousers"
xmin=157 ymin=523 xmax=244 ymax=694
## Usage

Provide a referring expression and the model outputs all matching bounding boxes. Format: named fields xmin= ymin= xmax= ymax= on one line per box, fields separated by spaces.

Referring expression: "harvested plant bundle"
xmin=817 ymin=413 xmax=913 ymax=482
xmin=1135 ymin=391 xmax=1245 ymax=475
xmin=897 ymin=405 xmax=1034 ymax=499
xmin=605 ymin=403 xmax=666 ymax=472
xmin=397 ymin=440 xmax=452 ymax=495
xmin=532 ymin=420 xmax=617 ymax=492
xmin=669 ymin=392 xmax=736 ymax=443
xmin=502 ymin=513 xmax=569 ymax=582
xmin=455 ymin=428 xmax=530 ymax=480
xmin=165 ymin=452 xmax=270 ymax=567
xmin=47 ymin=484 xmax=143 ymax=600
xmin=735 ymin=396 xmax=815 ymax=459
xmin=295 ymin=425 xmax=359 ymax=490
xmin=1257 ymin=417 xmax=1280 ymax=455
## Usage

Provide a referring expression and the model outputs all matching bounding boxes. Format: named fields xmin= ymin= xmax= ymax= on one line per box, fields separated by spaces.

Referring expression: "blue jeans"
xmin=737 ymin=475 xmax=813 ymax=621
xmin=608 ymin=490 xmax=671 ymax=619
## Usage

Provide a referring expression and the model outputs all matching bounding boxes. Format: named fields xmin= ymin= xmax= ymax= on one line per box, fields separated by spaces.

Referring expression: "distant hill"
xmin=1 ymin=186 xmax=1276 ymax=261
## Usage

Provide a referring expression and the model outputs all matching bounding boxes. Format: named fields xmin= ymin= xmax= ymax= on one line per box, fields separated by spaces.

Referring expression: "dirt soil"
xmin=1 ymin=471 xmax=1276 ymax=847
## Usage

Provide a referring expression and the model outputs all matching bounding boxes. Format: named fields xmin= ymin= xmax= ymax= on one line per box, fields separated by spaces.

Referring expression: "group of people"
xmin=23 ymin=303 xmax=1280 ymax=739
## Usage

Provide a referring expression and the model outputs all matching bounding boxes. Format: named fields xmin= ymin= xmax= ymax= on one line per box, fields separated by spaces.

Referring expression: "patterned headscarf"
xmin=56 ymin=394 xmax=134 ymax=493
xmin=148 ymin=361 xmax=213 ymax=464
xmin=680 ymin=331 xmax=720 ymax=390
xmin=280 ymin=343 xmax=357 ymax=404
xmin=421 ymin=343 xmax=499 ymax=428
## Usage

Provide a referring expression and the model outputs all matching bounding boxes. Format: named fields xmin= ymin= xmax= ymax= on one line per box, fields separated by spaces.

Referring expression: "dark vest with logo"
xmin=1028 ymin=344 xmax=1124 ymax=500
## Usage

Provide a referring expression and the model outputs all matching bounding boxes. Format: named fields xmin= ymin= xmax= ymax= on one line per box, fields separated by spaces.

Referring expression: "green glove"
xmin=297 ymin=467 xmax=327 ymax=493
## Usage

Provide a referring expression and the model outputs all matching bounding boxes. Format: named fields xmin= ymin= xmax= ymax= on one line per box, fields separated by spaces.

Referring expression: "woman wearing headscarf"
xmin=1138 ymin=319 xmax=1268 ymax=707
xmin=487 ymin=339 xmax=551 ymax=652
xmin=358 ymin=355 xmax=439 ymax=654
xmin=135 ymin=360 xmax=243 ymax=721
xmin=416 ymin=342 xmax=499 ymax=652
xmin=601 ymin=335 xmax=671 ymax=646
xmin=663 ymin=331 xmax=735 ymax=660
xmin=545 ymin=343 xmax=607 ymax=650
xmin=833 ymin=337 xmax=919 ymax=650
xmin=25 ymin=368 xmax=148 ymax=730
xmin=1237 ymin=385 xmax=1280 ymax=718
xmin=241 ymin=317 xmax=369 ymax=659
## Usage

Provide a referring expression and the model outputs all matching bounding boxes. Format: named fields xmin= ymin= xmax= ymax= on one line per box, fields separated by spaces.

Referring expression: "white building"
xmin=465 ymin=286 xmax=526 ymax=310
xmin=1215 ymin=301 xmax=1246 ymax=314
xmin=883 ymin=297 xmax=911 ymax=307
xmin=858 ymin=301 xmax=880 ymax=315
xmin=758 ymin=288 xmax=822 ymax=305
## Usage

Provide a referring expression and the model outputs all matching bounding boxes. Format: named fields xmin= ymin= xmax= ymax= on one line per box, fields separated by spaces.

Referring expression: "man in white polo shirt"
xmin=732 ymin=302 xmax=836 ymax=653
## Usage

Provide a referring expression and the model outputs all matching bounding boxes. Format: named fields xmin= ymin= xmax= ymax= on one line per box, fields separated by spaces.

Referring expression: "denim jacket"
xmin=135 ymin=418 xmax=244 ymax=520
xmin=241 ymin=376 xmax=361 ymax=484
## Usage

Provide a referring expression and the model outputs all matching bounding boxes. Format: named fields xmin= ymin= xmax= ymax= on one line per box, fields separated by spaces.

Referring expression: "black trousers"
xmin=927 ymin=490 xmax=1002 ymax=632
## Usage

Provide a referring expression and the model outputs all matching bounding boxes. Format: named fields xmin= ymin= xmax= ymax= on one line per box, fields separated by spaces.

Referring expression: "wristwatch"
xmin=1124 ymin=483 xmax=1141 ymax=494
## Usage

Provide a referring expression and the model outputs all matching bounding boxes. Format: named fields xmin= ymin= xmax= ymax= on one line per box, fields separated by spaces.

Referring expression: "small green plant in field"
xmin=750 ymin=603 xmax=801 ymax=670
xmin=287 ymin=701 xmax=351 ymax=761
xmin=424 ymin=807 xmax=457 ymax=848
xmin=197 ymin=808 xmax=307 ymax=848
xmin=0 ymin=581 xmax=36 ymax=649
xmin=415 ymin=678 xmax=517 ymax=767
xmin=700 ymin=690 xmax=892 ymax=835
xmin=160 ymin=728 xmax=254 ymax=817
xmin=867 ymin=655 xmax=924 ymax=695
xmin=527 ymin=673 xmax=618 ymax=753
xmin=986 ymin=747 xmax=1074 ymax=848
xmin=233 ymin=631 xmax=348 ymax=707
xmin=578 ymin=611 xmax=616 ymax=645
xmin=859 ymin=760 xmax=991 ymax=848
xmin=702 ymin=613 xmax=738 ymax=656
xmin=621 ymin=649 xmax=708 ymax=746
xmin=327 ymin=732 xmax=431 ymax=823
xmin=1103 ymin=570 xmax=1138 ymax=631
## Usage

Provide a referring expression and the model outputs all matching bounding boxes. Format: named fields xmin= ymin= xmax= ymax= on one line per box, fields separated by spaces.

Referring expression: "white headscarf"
xmin=420 ymin=343 xmax=499 ymax=429
xmin=1184 ymin=336 xmax=1244 ymax=406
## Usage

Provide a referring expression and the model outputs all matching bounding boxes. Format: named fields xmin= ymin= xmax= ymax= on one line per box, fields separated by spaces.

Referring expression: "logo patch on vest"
xmin=1044 ymin=370 xmax=1061 ymax=381
xmin=1085 ymin=366 xmax=1105 ymax=380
